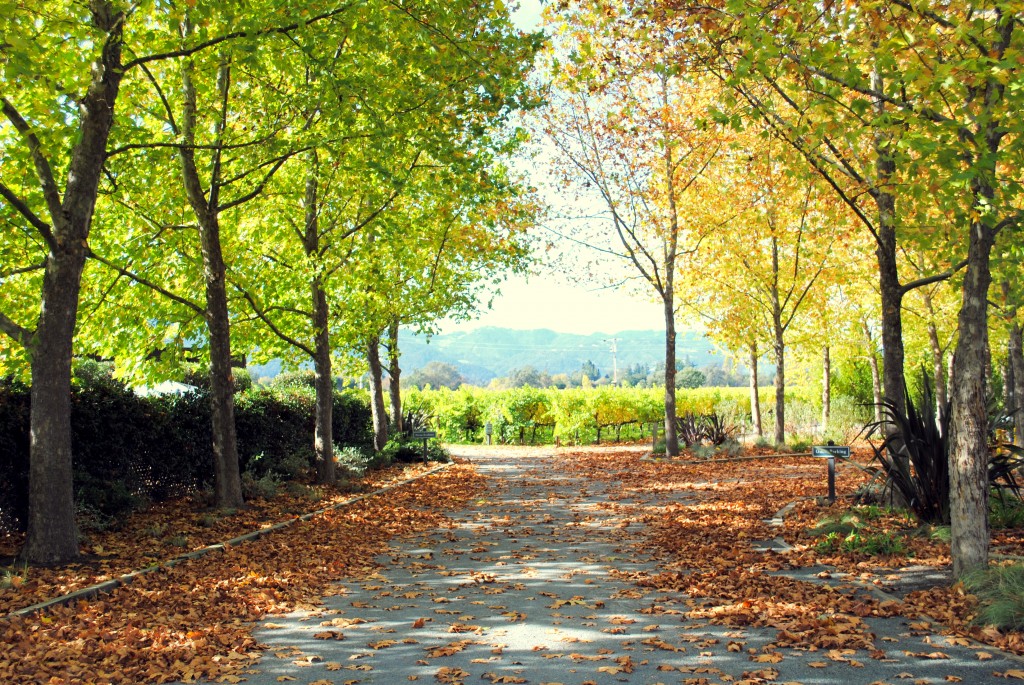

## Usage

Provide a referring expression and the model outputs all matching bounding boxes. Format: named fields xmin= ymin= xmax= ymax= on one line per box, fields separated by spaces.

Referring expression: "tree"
xmin=539 ymin=3 xmax=732 ymax=455
xmin=407 ymin=362 xmax=466 ymax=390
xmin=1 ymin=0 xmax=347 ymax=563
xmin=648 ymin=0 xmax=1024 ymax=576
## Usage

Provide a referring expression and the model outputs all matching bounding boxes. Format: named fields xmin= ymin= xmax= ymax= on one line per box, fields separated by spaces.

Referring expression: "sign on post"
xmin=412 ymin=430 xmax=436 ymax=462
xmin=811 ymin=445 xmax=851 ymax=503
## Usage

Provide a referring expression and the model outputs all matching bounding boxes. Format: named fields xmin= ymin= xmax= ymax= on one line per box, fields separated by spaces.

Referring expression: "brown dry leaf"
xmin=997 ymin=670 xmax=1024 ymax=679
xmin=946 ymin=678 xmax=963 ymax=682
xmin=412 ymin=618 xmax=427 ymax=629
xmin=752 ymin=653 xmax=783 ymax=663
xmin=277 ymin=678 xmax=297 ymax=683
xmin=807 ymin=662 xmax=828 ymax=669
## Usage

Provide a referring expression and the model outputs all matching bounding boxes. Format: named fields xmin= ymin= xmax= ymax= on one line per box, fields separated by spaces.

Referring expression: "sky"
xmin=440 ymin=1 xmax=668 ymax=337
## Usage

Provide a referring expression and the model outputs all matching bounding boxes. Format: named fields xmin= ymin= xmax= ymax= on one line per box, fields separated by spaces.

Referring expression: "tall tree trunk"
xmin=770 ymin=238 xmax=786 ymax=446
xmin=303 ymin=152 xmax=335 ymax=485
xmin=772 ymin=326 xmax=786 ymax=447
xmin=25 ymin=252 xmax=87 ymax=564
xmin=17 ymin=3 xmax=125 ymax=564
xmin=949 ymin=175 xmax=1001 ymax=577
xmin=871 ymin=60 xmax=908 ymax=420
xmin=387 ymin=318 xmax=404 ymax=434
xmin=367 ymin=336 xmax=389 ymax=451
xmin=1011 ymin=321 xmax=1024 ymax=448
xmin=862 ymin=318 xmax=883 ymax=424
xmin=821 ymin=344 xmax=831 ymax=435
xmin=924 ymin=291 xmax=949 ymax=426
xmin=179 ymin=52 xmax=242 ymax=508
xmin=663 ymin=297 xmax=680 ymax=457
xmin=749 ymin=342 xmax=762 ymax=437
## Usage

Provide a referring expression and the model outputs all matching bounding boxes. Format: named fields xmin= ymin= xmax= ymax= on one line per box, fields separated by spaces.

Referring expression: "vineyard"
xmin=402 ymin=384 xmax=873 ymax=448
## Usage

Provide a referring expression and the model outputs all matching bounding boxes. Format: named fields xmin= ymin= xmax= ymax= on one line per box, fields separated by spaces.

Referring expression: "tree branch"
xmin=0 ymin=311 xmax=34 ymax=348
xmin=0 ymin=180 xmax=57 ymax=249
xmin=1 ymin=96 xmax=63 ymax=243
xmin=88 ymin=250 xmax=204 ymax=314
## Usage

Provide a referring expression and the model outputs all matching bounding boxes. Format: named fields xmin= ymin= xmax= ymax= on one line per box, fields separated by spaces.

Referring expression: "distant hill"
xmin=397 ymin=327 xmax=720 ymax=385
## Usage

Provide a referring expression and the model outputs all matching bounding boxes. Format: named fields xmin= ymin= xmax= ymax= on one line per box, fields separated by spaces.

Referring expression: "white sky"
xmin=440 ymin=1 xmax=668 ymax=336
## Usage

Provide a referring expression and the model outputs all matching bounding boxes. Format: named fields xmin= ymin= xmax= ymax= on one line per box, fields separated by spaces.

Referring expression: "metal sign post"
xmin=412 ymin=430 xmax=437 ymax=462
xmin=811 ymin=445 xmax=851 ymax=503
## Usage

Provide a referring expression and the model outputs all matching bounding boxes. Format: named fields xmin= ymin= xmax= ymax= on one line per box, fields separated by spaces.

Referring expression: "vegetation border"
xmin=3 ymin=462 xmax=453 ymax=621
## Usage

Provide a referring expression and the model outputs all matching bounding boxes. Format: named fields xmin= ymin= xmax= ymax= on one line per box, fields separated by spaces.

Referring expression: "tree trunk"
xmin=387 ymin=318 xmax=404 ymax=434
xmin=367 ymin=336 xmax=389 ymax=451
xmin=304 ymin=154 xmax=335 ymax=485
xmin=876 ymin=199 xmax=907 ymax=419
xmin=179 ymin=53 xmax=242 ymax=509
xmin=924 ymin=292 xmax=949 ymax=424
xmin=949 ymin=200 xmax=999 ymax=578
xmin=1010 ymin=317 xmax=1024 ymax=448
xmin=663 ymin=297 xmax=680 ymax=457
xmin=749 ymin=342 xmax=762 ymax=437
xmin=871 ymin=61 xmax=908 ymax=419
xmin=863 ymin=319 xmax=883 ymax=424
xmin=25 ymin=252 xmax=87 ymax=564
xmin=770 ymin=238 xmax=786 ymax=446
xmin=19 ymin=3 xmax=125 ymax=564
xmin=821 ymin=344 xmax=831 ymax=435
xmin=773 ymin=328 xmax=786 ymax=447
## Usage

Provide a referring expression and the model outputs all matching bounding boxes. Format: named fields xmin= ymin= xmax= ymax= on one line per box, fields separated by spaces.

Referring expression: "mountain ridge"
xmin=397 ymin=326 xmax=719 ymax=384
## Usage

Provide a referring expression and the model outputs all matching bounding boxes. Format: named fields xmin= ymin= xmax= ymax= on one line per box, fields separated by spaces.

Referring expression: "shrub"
xmin=270 ymin=370 xmax=317 ymax=389
xmin=867 ymin=371 xmax=950 ymax=524
xmin=0 ymin=374 xmax=374 ymax=534
xmin=964 ymin=564 xmax=1024 ymax=631
xmin=381 ymin=435 xmax=450 ymax=464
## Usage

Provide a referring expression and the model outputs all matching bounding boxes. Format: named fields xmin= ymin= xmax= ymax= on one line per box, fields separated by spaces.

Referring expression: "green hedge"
xmin=0 ymin=372 xmax=373 ymax=534
xmin=404 ymin=385 xmax=835 ymax=446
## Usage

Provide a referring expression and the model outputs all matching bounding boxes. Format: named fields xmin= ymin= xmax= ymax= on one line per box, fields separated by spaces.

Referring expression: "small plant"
xmin=0 ymin=562 xmax=28 ymax=590
xmin=140 ymin=522 xmax=169 ymax=538
xmin=787 ymin=435 xmax=812 ymax=452
xmin=990 ymin=492 xmax=1024 ymax=529
xmin=676 ymin=413 xmax=704 ymax=447
xmin=703 ymin=412 xmax=737 ymax=446
xmin=753 ymin=435 xmax=773 ymax=449
xmin=866 ymin=370 xmax=950 ymax=524
xmin=814 ymin=529 xmax=907 ymax=556
xmin=716 ymin=438 xmax=743 ymax=457
xmin=196 ymin=513 xmax=219 ymax=528
xmin=691 ymin=445 xmax=717 ymax=460
xmin=241 ymin=471 xmax=280 ymax=500
xmin=335 ymin=445 xmax=371 ymax=477
xmin=165 ymin=534 xmax=189 ymax=548
xmin=964 ymin=564 xmax=1024 ymax=630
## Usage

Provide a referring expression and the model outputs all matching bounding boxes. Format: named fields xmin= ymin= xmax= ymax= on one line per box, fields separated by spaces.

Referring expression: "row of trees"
xmin=405 ymin=358 xmax=750 ymax=390
xmin=1 ymin=2 xmax=540 ymax=564
xmin=538 ymin=1 xmax=1024 ymax=577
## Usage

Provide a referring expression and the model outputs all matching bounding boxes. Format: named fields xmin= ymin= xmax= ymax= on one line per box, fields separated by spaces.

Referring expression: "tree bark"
xmin=179 ymin=52 xmax=242 ymax=508
xmin=770 ymin=238 xmax=786 ymax=446
xmin=387 ymin=318 xmax=404 ymax=434
xmin=749 ymin=342 xmax=762 ymax=437
xmin=367 ymin=336 xmax=389 ymax=451
xmin=19 ymin=2 xmax=126 ymax=564
xmin=949 ymin=218 xmax=996 ymax=577
xmin=663 ymin=296 xmax=680 ymax=456
xmin=862 ymin=319 xmax=883 ymax=424
xmin=303 ymin=152 xmax=335 ymax=485
xmin=1011 ymin=321 xmax=1024 ymax=448
xmin=772 ymin=328 xmax=786 ymax=447
xmin=923 ymin=291 xmax=949 ymax=426
xmin=821 ymin=344 xmax=831 ymax=435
